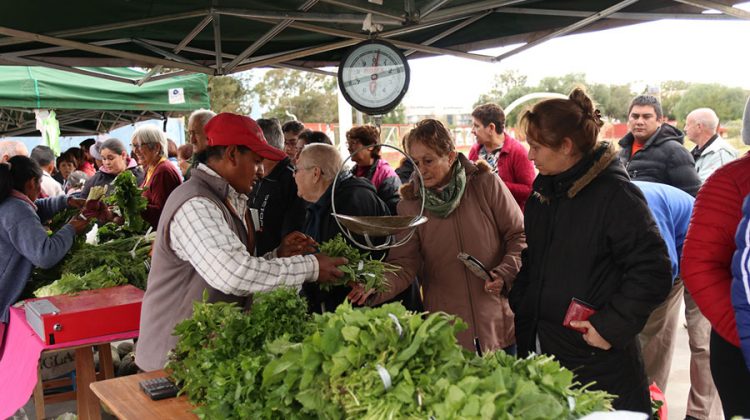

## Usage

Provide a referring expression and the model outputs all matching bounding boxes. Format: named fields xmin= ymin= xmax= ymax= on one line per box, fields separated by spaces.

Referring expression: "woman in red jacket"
xmin=131 ymin=125 xmax=182 ymax=228
xmin=682 ymin=97 xmax=750 ymax=418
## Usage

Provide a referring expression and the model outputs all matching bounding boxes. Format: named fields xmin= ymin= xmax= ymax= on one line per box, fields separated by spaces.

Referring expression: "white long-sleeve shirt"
xmin=168 ymin=164 xmax=318 ymax=296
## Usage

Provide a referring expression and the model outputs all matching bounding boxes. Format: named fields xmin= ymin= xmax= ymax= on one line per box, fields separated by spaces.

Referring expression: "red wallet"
xmin=562 ymin=298 xmax=597 ymax=333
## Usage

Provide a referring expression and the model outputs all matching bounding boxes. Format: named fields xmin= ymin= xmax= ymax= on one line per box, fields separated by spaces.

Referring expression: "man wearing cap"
xmin=136 ymin=113 xmax=348 ymax=372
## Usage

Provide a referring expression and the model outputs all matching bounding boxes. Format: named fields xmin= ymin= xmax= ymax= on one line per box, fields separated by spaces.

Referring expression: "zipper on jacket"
xmin=530 ymin=198 xmax=559 ymax=353
xmin=452 ymin=203 xmax=483 ymax=356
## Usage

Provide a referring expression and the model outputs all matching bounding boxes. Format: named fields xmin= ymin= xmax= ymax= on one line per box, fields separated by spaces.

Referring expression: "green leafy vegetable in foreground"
xmin=318 ymin=234 xmax=397 ymax=293
xmin=167 ymin=288 xmax=312 ymax=418
xmin=168 ymin=295 xmax=614 ymax=419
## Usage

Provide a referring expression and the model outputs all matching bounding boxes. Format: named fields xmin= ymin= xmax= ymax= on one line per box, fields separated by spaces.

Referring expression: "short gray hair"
xmin=298 ymin=143 xmax=342 ymax=184
xmin=688 ymin=108 xmax=719 ymax=133
xmin=132 ymin=125 xmax=167 ymax=158
xmin=257 ymin=118 xmax=284 ymax=151
xmin=100 ymin=138 xmax=126 ymax=156
xmin=188 ymin=109 xmax=216 ymax=127
xmin=31 ymin=145 xmax=56 ymax=166
xmin=0 ymin=140 xmax=28 ymax=160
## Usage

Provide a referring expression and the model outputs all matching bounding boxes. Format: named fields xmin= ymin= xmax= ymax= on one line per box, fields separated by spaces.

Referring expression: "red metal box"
xmin=24 ymin=285 xmax=143 ymax=345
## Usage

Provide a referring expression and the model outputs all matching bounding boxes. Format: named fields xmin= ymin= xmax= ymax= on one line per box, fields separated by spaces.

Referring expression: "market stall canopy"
xmin=0 ymin=1 xmax=745 ymax=82
xmin=0 ymin=67 xmax=209 ymax=136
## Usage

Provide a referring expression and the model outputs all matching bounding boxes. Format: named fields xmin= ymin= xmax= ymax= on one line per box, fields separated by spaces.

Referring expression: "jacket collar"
xmin=191 ymin=163 xmax=236 ymax=201
xmin=619 ymin=123 xmax=685 ymax=151
xmin=400 ymin=153 xmax=489 ymax=201
xmin=534 ymin=141 xmax=618 ymax=202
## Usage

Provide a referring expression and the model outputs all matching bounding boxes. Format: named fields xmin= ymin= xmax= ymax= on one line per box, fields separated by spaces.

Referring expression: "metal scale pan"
xmin=330 ymin=143 xmax=427 ymax=251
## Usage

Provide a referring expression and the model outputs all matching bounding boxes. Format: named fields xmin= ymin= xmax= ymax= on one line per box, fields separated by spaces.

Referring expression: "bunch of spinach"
xmin=318 ymin=234 xmax=398 ymax=293
xmin=262 ymin=302 xmax=613 ymax=419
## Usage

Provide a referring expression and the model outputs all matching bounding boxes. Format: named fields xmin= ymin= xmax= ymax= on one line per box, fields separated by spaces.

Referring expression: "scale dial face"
xmin=337 ymin=40 xmax=410 ymax=115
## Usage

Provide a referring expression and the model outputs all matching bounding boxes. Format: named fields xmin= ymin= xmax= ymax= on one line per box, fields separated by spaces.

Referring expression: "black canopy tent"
xmin=0 ymin=1 xmax=745 ymax=82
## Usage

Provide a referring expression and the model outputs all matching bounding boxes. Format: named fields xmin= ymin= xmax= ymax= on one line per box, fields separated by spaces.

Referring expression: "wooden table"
xmin=90 ymin=370 xmax=197 ymax=419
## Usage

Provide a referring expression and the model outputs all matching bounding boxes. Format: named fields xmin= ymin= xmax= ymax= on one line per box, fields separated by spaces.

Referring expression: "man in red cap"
xmin=137 ymin=113 xmax=348 ymax=372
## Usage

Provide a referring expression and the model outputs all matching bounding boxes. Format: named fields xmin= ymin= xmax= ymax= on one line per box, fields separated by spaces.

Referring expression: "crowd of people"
xmin=1 ymin=88 xmax=750 ymax=418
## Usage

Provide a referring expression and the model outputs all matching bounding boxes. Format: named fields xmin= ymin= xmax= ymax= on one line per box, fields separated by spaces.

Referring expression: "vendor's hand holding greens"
xmin=318 ymin=234 xmax=397 ymax=293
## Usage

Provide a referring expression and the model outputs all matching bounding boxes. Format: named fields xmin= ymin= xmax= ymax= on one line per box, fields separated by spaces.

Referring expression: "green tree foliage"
xmin=474 ymin=71 xmax=635 ymax=124
xmin=252 ymin=69 xmax=338 ymax=123
xmin=672 ymin=83 xmax=748 ymax=122
xmin=537 ymin=72 xmax=587 ymax=95
xmin=381 ymin=103 xmax=406 ymax=124
xmin=208 ymin=75 xmax=251 ymax=114
xmin=658 ymin=80 xmax=690 ymax=120
xmin=588 ymin=83 xmax=633 ymax=121
xmin=474 ymin=69 xmax=532 ymax=108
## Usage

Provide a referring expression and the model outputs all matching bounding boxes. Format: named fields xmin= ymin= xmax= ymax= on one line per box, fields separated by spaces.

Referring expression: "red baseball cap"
xmin=204 ymin=113 xmax=286 ymax=161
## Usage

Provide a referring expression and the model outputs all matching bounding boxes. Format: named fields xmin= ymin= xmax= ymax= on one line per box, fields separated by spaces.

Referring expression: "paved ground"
xmin=665 ymin=303 xmax=691 ymax=420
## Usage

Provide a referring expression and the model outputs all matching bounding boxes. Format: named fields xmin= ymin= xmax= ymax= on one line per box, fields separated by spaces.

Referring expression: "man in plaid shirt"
xmin=136 ymin=113 xmax=347 ymax=372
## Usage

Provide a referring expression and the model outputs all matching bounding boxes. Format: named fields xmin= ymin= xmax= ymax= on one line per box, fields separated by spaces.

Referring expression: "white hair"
xmin=132 ymin=125 xmax=168 ymax=158
xmin=688 ymin=108 xmax=719 ymax=133
xmin=298 ymin=144 xmax=342 ymax=184
xmin=0 ymin=141 xmax=28 ymax=161
xmin=188 ymin=109 xmax=216 ymax=127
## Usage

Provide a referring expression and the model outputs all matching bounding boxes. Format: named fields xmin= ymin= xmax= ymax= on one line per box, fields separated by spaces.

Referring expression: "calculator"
xmin=139 ymin=377 xmax=180 ymax=401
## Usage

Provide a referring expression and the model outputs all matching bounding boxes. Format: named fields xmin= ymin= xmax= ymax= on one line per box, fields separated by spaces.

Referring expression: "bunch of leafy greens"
xmin=33 ymin=266 xmax=127 ymax=297
xmin=98 ymin=171 xmax=149 ymax=242
xmin=30 ymin=234 xmax=153 ymax=297
xmin=170 ymin=298 xmax=613 ymax=419
xmin=318 ymin=234 xmax=397 ymax=293
xmin=167 ymin=288 xmax=313 ymax=418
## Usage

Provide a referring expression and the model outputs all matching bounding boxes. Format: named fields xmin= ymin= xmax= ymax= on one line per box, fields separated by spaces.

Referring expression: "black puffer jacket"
xmin=618 ymin=123 xmax=701 ymax=196
xmin=510 ymin=142 xmax=672 ymax=413
xmin=249 ymin=157 xmax=306 ymax=255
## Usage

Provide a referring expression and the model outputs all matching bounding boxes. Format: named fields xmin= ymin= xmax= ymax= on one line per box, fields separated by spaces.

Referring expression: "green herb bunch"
xmin=33 ymin=266 xmax=127 ymax=297
xmin=318 ymin=234 xmax=398 ymax=293
xmin=31 ymin=235 xmax=153 ymax=297
xmin=167 ymin=288 xmax=312 ymax=418
xmin=99 ymin=171 xmax=149 ymax=242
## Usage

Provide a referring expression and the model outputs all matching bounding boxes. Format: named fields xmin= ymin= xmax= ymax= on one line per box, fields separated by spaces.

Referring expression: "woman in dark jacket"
xmin=509 ymin=89 xmax=672 ymax=413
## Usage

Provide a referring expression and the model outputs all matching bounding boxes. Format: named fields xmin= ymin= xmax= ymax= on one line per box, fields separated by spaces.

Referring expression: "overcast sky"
xmin=401 ymin=3 xmax=750 ymax=110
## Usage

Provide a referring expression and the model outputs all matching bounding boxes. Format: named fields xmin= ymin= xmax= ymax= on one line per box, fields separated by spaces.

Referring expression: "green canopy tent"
xmin=0 ymin=67 xmax=209 ymax=136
